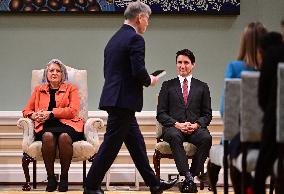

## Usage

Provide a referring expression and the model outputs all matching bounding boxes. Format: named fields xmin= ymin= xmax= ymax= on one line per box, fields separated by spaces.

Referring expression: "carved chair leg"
xmin=22 ymin=153 xmax=34 ymax=191
xmin=207 ymin=160 xmax=221 ymax=194
xmin=153 ymin=150 xmax=161 ymax=178
xmin=276 ymin=174 xmax=284 ymax=194
xmin=83 ymin=160 xmax=86 ymax=187
xmin=199 ymin=168 xmax=205 ymax=190
xmin=269 ymin=176 xmax=275 ymax=194
xmin=276 ymin=148 xmax=284 ymax=194
xmin=230 ymin=163 xmax=242 ymax=194
xmin=33 ymin=160 xmax=37 ymax=189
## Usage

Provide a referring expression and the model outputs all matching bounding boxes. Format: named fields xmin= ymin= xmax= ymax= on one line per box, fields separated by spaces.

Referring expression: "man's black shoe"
xmin=83 ymin=187 xmax=104 ymax=194
xmin=58 ymin=175 xmax=68 ymax=192
xmin=46 ymin=176 xmax=58 ymax=192
xmin=150 ymin=178 xmax=177 ymax=194
xmin=196 ymin=172 xmax=208 ymax=183
xmin=178 ymin=178 xmax=198 ymax=193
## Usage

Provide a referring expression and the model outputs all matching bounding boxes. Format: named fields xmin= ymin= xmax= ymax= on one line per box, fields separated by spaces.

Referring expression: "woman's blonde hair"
xmin=42 ymin=59 xmax=68 ymax=83
xmin=237 ymin=22 xmax=267 ymax=69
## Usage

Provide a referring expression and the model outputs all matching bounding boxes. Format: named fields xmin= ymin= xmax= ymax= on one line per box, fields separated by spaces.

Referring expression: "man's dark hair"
xmin=176 ymin=49 xmax=195 ymax=63
xmin=260 ymin=32 xmax=283 ymax=52
xmin=281 ymin=20 xmax=284 ymax=26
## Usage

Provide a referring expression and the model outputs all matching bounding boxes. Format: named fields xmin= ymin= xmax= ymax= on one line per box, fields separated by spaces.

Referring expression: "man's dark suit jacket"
xmin=157 ymin=77 xmax=212 ymax=129
xmin=258 ymin=43 xmax=284 ymax=119
xmin=99 ymin=24 xmax=151 ymax=112
xmin=253 ymin=38 xmax=284 ymax=194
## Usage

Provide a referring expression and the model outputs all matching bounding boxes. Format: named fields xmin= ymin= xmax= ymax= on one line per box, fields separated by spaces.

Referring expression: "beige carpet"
xmin=0 ymin=185 xmax=234 ymax=194
xmin=0 ymin=191 xmax=232 ymax=194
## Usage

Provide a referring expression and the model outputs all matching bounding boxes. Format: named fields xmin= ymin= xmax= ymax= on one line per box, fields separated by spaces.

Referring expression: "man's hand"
xmin=188 ymin=123 xmax=200 ymax=130
xmin=174 ymin=122 xmax=200 ymax=134
xmin=150 ymin=75 xmax=158 ymax=86
xmin=175 ymin=122 xmax=195 ymax=134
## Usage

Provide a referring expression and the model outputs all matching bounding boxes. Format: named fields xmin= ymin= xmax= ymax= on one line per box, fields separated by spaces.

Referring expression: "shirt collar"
xmin=178 ymin=74 xmax=192 ymax=84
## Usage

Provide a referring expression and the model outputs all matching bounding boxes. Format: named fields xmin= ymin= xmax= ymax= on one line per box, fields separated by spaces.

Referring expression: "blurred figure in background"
xmin=254 ymin=32 xmax=284 ymax=194
xmin=219 ymin=22 xmax=267 ymax=118
xmin=218 ymin=22 xmax=267 ymax=194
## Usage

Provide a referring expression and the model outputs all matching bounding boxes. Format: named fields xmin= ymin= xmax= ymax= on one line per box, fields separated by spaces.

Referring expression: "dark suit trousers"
xmin=86 ymin=107 xmax=159 ymax=189
xmin=253 ymin=117 xmax=277 ymax=194
xmin=163 ymin=127 xmax=212 ymax=177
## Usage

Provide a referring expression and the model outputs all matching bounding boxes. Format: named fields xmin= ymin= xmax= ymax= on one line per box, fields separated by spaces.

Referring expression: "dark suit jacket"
xmin=99 ymin=24 xmax=151 ymax=112
xmin=258 ymin=43 xmax=284 ymax=121
xmin=157 ymin=77 xmax=212 ymax=129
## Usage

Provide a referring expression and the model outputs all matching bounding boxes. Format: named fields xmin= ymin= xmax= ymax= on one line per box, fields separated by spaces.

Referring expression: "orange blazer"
xmin=23 ymin=83 xmax=84 ymax=133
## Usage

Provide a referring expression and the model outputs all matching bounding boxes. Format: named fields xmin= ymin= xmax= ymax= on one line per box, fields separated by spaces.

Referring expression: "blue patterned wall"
xmin=0 ymin=0 xmax=239 ymax=14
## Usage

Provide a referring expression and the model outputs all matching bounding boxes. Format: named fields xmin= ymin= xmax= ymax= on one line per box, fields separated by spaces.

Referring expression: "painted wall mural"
xmin=0 ymin=0 xmax=240 ymax=14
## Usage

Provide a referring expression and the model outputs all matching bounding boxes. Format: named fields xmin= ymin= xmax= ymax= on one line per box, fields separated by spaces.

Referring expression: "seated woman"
xmin=22 ymin=59 xmax=84 ymax=192
xmin=218 ymin=22 xmax=267 ymax=194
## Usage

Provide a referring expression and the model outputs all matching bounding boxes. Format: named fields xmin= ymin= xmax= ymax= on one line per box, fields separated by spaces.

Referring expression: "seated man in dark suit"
xmin=157 ymin=49 xmax=212 ymax=193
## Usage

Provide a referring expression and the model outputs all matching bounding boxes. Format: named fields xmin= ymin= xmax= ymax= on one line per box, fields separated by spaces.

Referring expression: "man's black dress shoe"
xmin=58 ymin=176 xmax=68 ymax=192
xmin=46 ymin=176 xmax=58 ymax=192
xmin=150 ymin=178 xmax=177 ymax=194
xmin=83 ymin=187 xmax=104 ymax=194
xmin=58 ymin=181 xmax=68 ymax=192
xmin=178 ymin=178 xmax=198 ymax=193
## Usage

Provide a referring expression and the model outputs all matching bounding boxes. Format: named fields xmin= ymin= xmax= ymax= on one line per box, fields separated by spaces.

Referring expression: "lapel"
xmin=55 ymin=83 xmax=68 ymax=107
xmin=39 ymin=83 xmax=68 ymax=108
xmin=174 ymin=78 xmax=185 ymax=106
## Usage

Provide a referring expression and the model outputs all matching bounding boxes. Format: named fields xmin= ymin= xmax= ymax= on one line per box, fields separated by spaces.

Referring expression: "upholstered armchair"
xmin=17 ymin=65 xmax=104 ymax=191
xmin=232 ymin=72 xmax=273 ymax=194
xmin=207 ymin=78 xmax=241 ymax=194
xmin=153 ymin=122 xmax=205 ymax=190
xmin=231 ymin=72 xmax=262 ymax=194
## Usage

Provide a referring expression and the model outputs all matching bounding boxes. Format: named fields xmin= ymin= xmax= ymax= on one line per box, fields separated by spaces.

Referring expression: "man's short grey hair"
xmin=124 ymin=1 xmax=151 ymax=20
xmin=42 ymin=58 xmax=68 ymax=83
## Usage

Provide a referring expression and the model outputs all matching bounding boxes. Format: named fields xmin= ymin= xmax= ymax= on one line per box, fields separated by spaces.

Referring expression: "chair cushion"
xmin=26 ymin=141 xmax=97 ymax=162
xmin=209 ymin=145 xmax=224 ymax=167
xmin=72 ymin=141 xmax=97 ymax=161
xmin=273 ymin=159 xmax=284 ymax=177
xmin=274 ymin=159 xmax=278 ymax=176
xmin=26 ymin=141 xmax=42 ymax=160
xmin=155 ymin=141 xmax=197 ymax=156
xmin=232 ymin=149 xmax=259 ymax=172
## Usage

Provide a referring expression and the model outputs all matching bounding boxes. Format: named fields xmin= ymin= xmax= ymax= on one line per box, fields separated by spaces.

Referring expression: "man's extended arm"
xmin=129 ymin=34 xmax=152 ymax=87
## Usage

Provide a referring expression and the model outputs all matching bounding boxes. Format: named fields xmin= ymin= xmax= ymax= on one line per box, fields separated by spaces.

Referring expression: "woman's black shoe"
xmin=46 ymin=176 xmax=58 ymax=192
xmin=58 ymin=176 xmax=68 ymax=192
